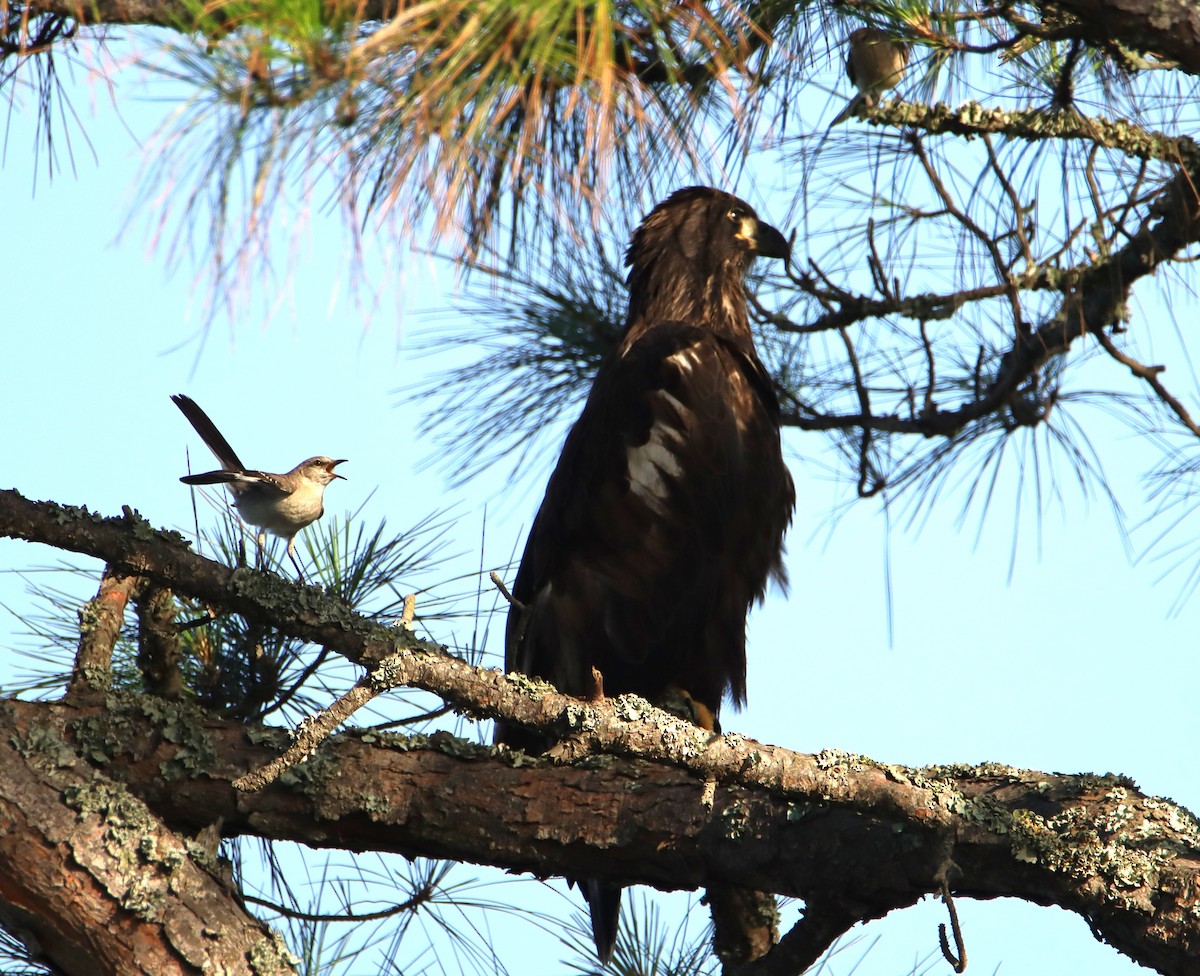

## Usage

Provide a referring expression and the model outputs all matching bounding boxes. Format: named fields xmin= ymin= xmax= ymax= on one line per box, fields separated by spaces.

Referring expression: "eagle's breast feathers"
xmin=504 ymin=323 xmax=793 ymax=736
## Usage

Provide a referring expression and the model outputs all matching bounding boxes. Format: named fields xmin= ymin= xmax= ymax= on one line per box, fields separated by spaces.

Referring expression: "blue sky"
xmin=1 ymin=40 xmax=1192 ymax=976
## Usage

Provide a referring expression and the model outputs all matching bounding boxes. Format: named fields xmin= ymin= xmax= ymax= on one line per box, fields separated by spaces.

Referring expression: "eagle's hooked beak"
xmin=749 ymin=218 xmax=790 ymax=261
xmin=734 ymin=213 xmax=790 ymax=260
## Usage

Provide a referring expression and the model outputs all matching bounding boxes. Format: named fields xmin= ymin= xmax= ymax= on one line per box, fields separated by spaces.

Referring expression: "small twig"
xmin=907 ymin=131 xmax=1024 ymax=334
xmin=938 ymin=881 xmax=968 ymax=973
xmin=983 ymin=133 xmax=1035 ymax=268
xmin=233 ymin=673 xmax=380 ymax=792
xmin=243 ymin=883 xmax=435 ymax=923
xmin=919 ymin=319 xmax=937 ymax=415
xmin=865 ymin=218 xmax=891 ymax=298
xmin=368 ymin=702 xmax=456 ymax=731
xmin=234 ymin=593 xmax=436 ymax=788
xmin=588 ymin=665 xmax=605 ymax=703
xmin=541 ymin=668 xmax=611 ymax=762
xmin=838 ymin=327 xmax=883 ymax=498
xmin=489 ymin=571 xmax=524 ymax=611
xmin=176 ymin=606 xmax=219 ymax=632
xmin=492 ymin=570 xmax=532 ymax=659
xmin=1111 ymin=159 xmax=1151 ymax=246
xmin=1093 ymin=328 xmax=1200 ymax=438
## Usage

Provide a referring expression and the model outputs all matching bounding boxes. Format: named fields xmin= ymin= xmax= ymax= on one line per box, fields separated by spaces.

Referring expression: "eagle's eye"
xmin=726 ymin=208 xmax=744 ymax=223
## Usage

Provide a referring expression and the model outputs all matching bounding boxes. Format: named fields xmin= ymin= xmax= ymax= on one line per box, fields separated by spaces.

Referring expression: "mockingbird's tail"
xmin=171 ymin=394 xmax=247 ymax=473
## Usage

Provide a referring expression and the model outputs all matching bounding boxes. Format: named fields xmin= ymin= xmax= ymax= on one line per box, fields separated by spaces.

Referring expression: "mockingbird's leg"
xmin=285 ymin=538 xmax=307 ymax=581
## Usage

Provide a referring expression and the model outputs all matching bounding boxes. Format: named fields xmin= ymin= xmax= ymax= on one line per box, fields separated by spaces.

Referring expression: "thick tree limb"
xmin=1049 ymin=0 xmax=1200 ymax=71
xmin=1 ymin=697 xmax=1199 ymax=974
xmin=0 ymin=490 xmax=1048 ymax=825
xmin=3 ymin=491 xmax=1200 ymax=972
xmin=0 ymin=701 xmax=297 ymax=976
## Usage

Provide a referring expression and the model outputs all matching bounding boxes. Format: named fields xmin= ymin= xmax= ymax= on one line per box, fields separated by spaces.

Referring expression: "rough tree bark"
xmin=0 ymin=698 xmax=297 ymax=976
xmin=1 ymin=488 xmax=1199 ymax=976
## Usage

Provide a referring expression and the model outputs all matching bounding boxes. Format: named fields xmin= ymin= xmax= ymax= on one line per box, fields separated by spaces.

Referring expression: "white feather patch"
xmin=727 ymin=366 xmax=753 ymax=432
xmin=667 ymin=346 xmax=703 ymax=375
xmin=627 ymin=391 xmax=690 ymax=509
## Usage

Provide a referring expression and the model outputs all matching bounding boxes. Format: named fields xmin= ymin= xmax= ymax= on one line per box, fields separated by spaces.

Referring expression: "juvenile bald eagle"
xmin=495 ymin=186 xmax=795 ymax=963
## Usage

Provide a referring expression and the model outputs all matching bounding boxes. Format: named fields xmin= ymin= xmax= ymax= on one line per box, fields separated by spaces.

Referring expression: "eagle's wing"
xmin=499 ymin=322 xmax=793 ymax=751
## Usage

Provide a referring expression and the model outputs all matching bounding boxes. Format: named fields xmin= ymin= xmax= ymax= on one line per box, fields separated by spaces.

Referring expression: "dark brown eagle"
xmin=495 ymin=186 xmax=795 ymax=963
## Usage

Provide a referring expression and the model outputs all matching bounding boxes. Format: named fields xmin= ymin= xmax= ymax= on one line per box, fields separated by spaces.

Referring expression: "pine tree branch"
xmin=1046 ymin=0 xmax=1200 ymax=72
xmin=3 ymin=696 xmax=1199 ymax=975
xmin=68 ymin=566 xmax=138 ymax=701
xmin=780 ymin=164 xmax=1200 ymax=439
xmin=2 ymin=489 xmax=1200 ymax=973
xmin=0 ymin=704 xmax=295 ymax=976
xmin=865 ymin=100 xmax=1200 ymax=168
xmin=9 ymin=0 xmax=396 ymax=32
xmin=15 ymin=0 xmax=1200 ymax=79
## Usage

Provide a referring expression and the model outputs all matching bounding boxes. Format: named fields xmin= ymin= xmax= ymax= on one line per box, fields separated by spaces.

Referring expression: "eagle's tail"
xmin=582 ymin=879 xmax=621 ymax=965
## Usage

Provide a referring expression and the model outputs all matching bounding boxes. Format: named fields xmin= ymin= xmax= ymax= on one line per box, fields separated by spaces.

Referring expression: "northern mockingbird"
xmin=830 ymin=26 xmax=911 ymax=126
xmin=171 ymin=394 xmax=346 ymax=577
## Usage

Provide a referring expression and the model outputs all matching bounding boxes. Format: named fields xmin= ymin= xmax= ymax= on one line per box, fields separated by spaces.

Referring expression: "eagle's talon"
xmin=662 ymin=685 xmax=719 ymax=733
xmin=544 ymin=733 xmax=593 ymax=763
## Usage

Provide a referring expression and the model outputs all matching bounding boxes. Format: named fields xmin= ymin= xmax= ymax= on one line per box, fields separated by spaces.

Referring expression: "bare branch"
xmin=779 ymin=166 xmax=1200 ymax=442
xmin=68 ymin=566 xmax=137 ymax=701
xmin=938 ymin=882 xmax=968 ymax=974
xmin=231 ymin=676 xmax=379 ymax=793
xmin=1093 ymin=328 xmax=1200 ymax=437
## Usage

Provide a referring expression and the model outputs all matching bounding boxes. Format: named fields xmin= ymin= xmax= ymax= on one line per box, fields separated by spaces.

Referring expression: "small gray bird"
xmin=830 ymin=26 xmax=912 ymax=126
xmin=171 ymin=394 xmax=345 ymax=577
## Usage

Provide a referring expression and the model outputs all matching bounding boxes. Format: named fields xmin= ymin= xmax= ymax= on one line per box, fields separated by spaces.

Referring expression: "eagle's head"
xmin=623 ymin=187 xmax=789 ymax=343
xmin=626 ymin=186 xmax=789 ymax=277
